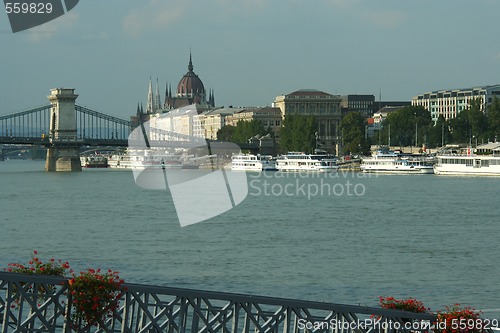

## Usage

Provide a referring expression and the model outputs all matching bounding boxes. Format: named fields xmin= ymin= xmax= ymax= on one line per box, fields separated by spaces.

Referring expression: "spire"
xmin=188 ymin=50 xmax=193 ymax=72
xmin=210 ymin=89 xmax=215 ymax=107
xmin=155 ymin=78 xmax=161 ymax=110
xmin=146 ymin=77 xmax=155 ymax=114
xmin=136 ymin=103 xmax=141 ymax=115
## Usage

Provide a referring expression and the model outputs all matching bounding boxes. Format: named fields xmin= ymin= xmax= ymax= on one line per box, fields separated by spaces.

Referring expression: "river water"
xmin=0 ymin=160 xmax=499 ymax=318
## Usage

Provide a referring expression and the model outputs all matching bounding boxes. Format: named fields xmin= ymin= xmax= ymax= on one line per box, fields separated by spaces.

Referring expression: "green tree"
xmin=427 ymin=115 xmax=451 ymax=148
xmin=487 ymin=96 xmax=500 ymax=141
xmin=340 ymin=112 xmax=370 ymax=155
xmin=217 ymin=125 xmax=234 ymax=141
xmin=449 ymin=98 xmax=487 ymax=145
xmin=279 ymin=114 xmax=317 ymax=153
xmin=232 ymin=120 xmax=269 ymax=143
xmin=380 ymin=106 xmax=431 ymax=147
xmin=217 ymin=120 xmax=270 ymax=144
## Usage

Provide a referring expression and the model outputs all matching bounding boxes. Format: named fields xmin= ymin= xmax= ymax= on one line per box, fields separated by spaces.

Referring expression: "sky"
xmin=1 ymin=0 xmax=500 ymax=120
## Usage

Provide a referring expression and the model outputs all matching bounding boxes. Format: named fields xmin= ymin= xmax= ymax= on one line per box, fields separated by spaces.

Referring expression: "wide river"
xmin=1 ymin=160 xmax=499 ymax=318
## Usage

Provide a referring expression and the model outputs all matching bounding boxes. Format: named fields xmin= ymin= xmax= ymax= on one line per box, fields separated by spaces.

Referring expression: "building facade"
xmin=412 ymin=84 xmax=500 ymax=122
xmin=340 ymin=94 xmax=375 ymax=117
xmin=202 ymin=107 xmax=243 ymax=140
xmin=273 ymin=89 xmax=342 ymax=154
xmin=224 ymin=107 xmax=282 ymax=137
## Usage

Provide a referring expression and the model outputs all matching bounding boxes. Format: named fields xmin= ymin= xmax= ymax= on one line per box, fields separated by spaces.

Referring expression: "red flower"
xmin=379 ymin=296 xmax=428 ymax=313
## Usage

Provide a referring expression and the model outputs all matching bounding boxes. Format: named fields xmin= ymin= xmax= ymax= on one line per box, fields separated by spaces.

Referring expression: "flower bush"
xmin=4 ymin=251 xmax=126 ymax=330
xmin=4 ymin=250 xmax=72 ymax=306
xmin=68 ymin=268 xmax=125 ymax=329
xmin=436 ymin=304 xmax=484 ymax=333
xmin=5 ymin=250 xmax=71 ymax=276
xmin=379 ymin=296 xmax=429 ymax=313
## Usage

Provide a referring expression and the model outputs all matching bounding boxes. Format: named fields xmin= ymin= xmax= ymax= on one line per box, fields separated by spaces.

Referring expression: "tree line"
xmin=216 ymin=96 xmax=500 ymax=155
xmin=378 ymin=97 xmax=500 ymax=149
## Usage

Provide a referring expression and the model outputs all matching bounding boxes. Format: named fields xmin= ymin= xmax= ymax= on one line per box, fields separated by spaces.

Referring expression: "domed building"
xmin=164 ymin=53 xmax=215 ymax=112
xmin=131 ymin=53 xmax=215 ymax=128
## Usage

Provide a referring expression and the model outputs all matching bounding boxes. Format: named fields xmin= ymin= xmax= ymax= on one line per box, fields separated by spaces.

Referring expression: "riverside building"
xmin=411 ymin=84 xmax=500 ymax=122
xmin=273 ymin=89 xmax=342 ymax=154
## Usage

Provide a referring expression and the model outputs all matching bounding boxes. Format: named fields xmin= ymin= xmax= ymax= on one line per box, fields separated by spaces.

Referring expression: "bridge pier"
xmin=45 ymin=146 xmax=81 ymax=171
xmin=45 ymin=88 xmax=82 ymax=171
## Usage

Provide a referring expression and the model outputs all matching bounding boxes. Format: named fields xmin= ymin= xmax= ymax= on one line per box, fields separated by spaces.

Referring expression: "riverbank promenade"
xmin=0 ymin=271 xmax=449 ymax=333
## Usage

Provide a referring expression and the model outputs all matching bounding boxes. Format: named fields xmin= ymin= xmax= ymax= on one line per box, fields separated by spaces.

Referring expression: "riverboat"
xmin=275 ymin=152 xmax=338 ymax=172
xmin=231 ymin=154 xmax=277 ymax=171
xmin=434 ymin=143 xmax=500 ymax=176
xmin=360 ymin=150 xmax=434 ymax=174
xmin=108 ymin=150 xmax=183 ymax=170
xmin=80 ymin=155 xmax=108 ymax=168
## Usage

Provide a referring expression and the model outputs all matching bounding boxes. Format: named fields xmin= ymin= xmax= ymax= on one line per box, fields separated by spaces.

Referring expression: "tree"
xmin=279 ymin=114 xmax=317 ymax=153
xmin=217 ymin=120 xmax=270 ymax=144
xmin=427 ymin=115 xmax=451 ymax=148
xmin=340 ymin=112 xmax=370 ymax=155
xmin=217 ymin=125 xmax=234 ymax=142
xmin=232 ymin=120 xmax=270 ymax=143
xmin=487 ymin=96 xmax=500 ymax=141
xmin=449 ymin=98 xmax=487 ymax=145
xmin=380 ymin=106 xmax=431 ymax=147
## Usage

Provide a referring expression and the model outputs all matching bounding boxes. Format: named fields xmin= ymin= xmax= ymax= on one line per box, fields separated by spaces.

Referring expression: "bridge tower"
xmin=45 ymin=88 xmax=82 ymax=171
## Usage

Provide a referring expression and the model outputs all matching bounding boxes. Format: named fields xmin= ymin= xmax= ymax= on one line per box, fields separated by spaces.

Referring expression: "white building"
xmin=148 ymin=105 xmax=204 ymax=141
xmin=412 ymin=84 xmax=500 ymax=122
xmin=202 ymin=107 xmax=243 ymax=140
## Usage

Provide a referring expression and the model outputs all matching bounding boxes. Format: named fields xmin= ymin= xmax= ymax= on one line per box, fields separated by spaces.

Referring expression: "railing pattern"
xmin=0 ymin=272 xmax=443 ymax=333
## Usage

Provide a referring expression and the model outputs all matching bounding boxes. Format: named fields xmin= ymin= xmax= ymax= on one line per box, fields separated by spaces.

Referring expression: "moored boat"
xmin=275 ymin=152 xmax=338 ymax=172
xmin=108 ymin=150 xmax=183 ymax=170
xmin=81 ymin=155 xmax=108 ymax=168
xmin=360 ymin=149 xmax=434 ymax=174
xmin=231 ymin=154 xmax=277 ymax=171
xmin=434 ymin=143 xmax=500 ymax=176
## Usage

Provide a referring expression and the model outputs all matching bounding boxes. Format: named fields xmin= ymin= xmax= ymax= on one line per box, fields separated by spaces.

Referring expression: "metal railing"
xmin=0 ymin=271 xmax=445 ymax=333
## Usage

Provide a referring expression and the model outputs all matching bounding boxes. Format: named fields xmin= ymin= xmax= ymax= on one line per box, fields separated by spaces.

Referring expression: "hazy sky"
xmin=1 ymin=0 xmax=499 ymax=119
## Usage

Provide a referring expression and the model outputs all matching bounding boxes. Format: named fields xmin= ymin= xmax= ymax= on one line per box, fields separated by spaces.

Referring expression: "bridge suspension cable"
xmin=0 ymin=104 xmax=132 ymax=145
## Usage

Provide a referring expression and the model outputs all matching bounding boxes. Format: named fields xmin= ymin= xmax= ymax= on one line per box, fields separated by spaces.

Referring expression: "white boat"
xmin=434 ymin=143 xmax=500 ymax=176
xmin=275 ymin=152 xmax=338 ymax=172
xmin=80 ymin=155 xmax=108 ymax=168
xmin=108 ymin=150 xmax=183 ymax=170
xmin=360 ymin=150 xmax=434 ymax=174
xmin=231 ymin=154 xmax=277 ymax=171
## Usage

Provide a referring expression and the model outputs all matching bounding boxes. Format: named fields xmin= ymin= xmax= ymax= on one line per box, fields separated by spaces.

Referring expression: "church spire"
xmin=155 ymin=78 xmax=161 ymax=110
xmin=209 ymin=89 xmax=215 ymax=107
xmin=188 ymin=51 xmax=193 ymax=72
xmin=146 ymin=77 xmax=155 ymax=114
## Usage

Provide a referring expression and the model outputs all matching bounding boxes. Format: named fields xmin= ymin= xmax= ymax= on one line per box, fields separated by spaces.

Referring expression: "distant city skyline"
xmin=1 ymin=0 xmax=499 ymax=119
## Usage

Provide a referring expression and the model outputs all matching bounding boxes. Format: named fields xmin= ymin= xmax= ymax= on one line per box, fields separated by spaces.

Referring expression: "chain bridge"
xmin=0 ymin=105 xmax=131 ymax=146
xmin=0 ymin=88 xmax=132 ymax=171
